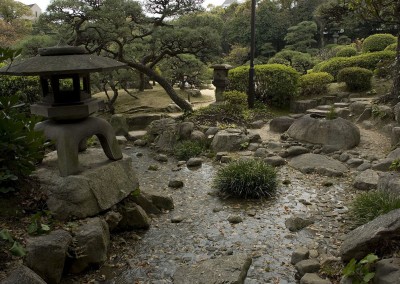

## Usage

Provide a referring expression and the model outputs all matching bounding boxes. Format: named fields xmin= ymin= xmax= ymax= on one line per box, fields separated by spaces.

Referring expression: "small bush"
xmin=350 ymin=190 xmax=400 ymax=227
xmin=0 ymin=97 xmax=44 ymax=193
xmin=213 ymin=159 xmax=277 ymax=199
xmin=316 ymin=50 xmax=395 ymax=79
xmin=374 ymin=59 xmax=395 ymax=78
xmin=298 ymin=72 xmax=334 ymax=97
xmin=336 ymin=47 xmax=357 ymax=57
xmin=362 ymin=34 xmax=396 ymax=53
xmin=384 ymin=43 xmax=397 ymax=51
xmin=174 ymin=140 xmax=205 ymax=160
xmin=337 ymin=67 xmax=373 ymax=91
xmin=223 ymin=91 xmax=247 ymax=108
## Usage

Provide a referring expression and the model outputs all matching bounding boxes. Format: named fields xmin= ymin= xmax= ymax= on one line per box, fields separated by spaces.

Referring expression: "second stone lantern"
xmin=0 ymin=46 xmax=127 ymax=176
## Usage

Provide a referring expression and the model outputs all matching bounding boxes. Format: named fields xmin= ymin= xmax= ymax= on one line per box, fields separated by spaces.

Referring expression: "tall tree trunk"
xmin=125 ymin=61 xmax=193 ymax=112
xmin=139 ymin=72 xmax=145 ymax=92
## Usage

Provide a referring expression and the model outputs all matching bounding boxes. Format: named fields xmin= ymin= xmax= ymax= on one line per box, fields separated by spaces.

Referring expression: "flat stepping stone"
xmin=316 ymin=105 xmax=332 ymax=111
xmin=334 ymin=102 xmax=350 ymax=107
xmin=128 ymin=130 xmax=147 ymax=140
xmin=174 ymin=254 xmax=252 ymax=284
xmin=289 ymin=153 xmax=348 ymax=177
xmin=305 ymin=109 xmax=329 ymax=116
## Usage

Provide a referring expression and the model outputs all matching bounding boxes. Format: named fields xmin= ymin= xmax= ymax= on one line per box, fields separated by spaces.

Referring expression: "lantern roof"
xmin=0 ymin=46 xmax=127 ymax=76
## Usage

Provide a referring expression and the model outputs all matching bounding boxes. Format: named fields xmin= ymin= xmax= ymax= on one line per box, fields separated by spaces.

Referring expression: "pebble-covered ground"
xmin=99 ymin=145 xmax=356 ymax=284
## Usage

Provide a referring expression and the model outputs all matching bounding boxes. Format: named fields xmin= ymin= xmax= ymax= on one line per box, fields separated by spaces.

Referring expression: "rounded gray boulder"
xmin=287 ymin=114 xmax=360 ymax=150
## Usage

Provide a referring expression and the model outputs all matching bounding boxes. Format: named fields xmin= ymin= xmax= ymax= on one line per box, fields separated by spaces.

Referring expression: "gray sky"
xmin=19 ymin=0 xmax=226 ymax=11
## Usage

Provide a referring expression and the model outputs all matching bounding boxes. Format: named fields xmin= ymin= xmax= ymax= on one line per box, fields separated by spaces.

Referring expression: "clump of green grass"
xmin=350 ymin=190 xmax=400 ymax=227
xmin=174 ymin=140 xmax=205 ymax=160
xmin=213 ymin=159 xmax=277 ymax=199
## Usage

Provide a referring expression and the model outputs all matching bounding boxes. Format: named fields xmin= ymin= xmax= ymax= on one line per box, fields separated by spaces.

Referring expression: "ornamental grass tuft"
xmin=350 ymin=190 xmax=400 ymax=228
xmin=213 ymin=159 xmax=277 ymax=199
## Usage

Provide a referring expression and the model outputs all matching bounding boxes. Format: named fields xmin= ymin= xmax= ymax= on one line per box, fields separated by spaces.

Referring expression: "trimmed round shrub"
xmin=336 ymin=47 xmax=357 ymax=57
xmin=362 ymin=33 xmax=396 ymax=53
xmin=337 ymin=67 xmax=373 ymax=91
xmin=223 ymin=90 xmax=247 ymax=107
xmin=384 ymin=42 xmax=398 ymax=51
xmin=316 ymin=50 xmax=395 ymax=79
xmin=174 ymin=140 xmax=205 ymax=160
xmin=213 ymin=159 xmax=277 ymax=199
xmin=298 ymin=72 xmax=334 ymax=97
xmin=350 ymin=190 xmax=400 ymax=227
xmin=228 ymin=64 xmax=299 ymax=108
xmin=268 ymin=57 xmax=290 ymax=66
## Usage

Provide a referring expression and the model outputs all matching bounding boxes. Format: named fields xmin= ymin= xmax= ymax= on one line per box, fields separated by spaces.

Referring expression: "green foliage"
xmin=337 ymin=67 xmax=373 ymax=91
xmin=270 ymin=50 xmax=314 ymax=74
xmin=213 ymin=159 xmax=277 ymax=199
xmin=362 ymin=34 xmax=396 ymax=53
xmin=350 ymin=190 xmax=400 ymax=227
xmin=0 ymin=96 xmax=44 ymax=193
xmin=14 ymin=35 xmax=58 ymax=57
xmin=284 ymin=21 xmax=318 ymax=52
xmin=298 ymin=72 xmax=334 ymax=97
xmin=0 ymin=229 xmax=26 ymax=257
xmin=343 ymin=254 xmax=379 ymax=284
xmin=384 ymin=43 xmax=397 ymax=51
xmin=27 ymin=211 xmax=51 ymax=235
xmin=174 ymin=140 xmax=205 ymax=160
xmin=228 ymin=64 xmax=299 ymax=108
xmin=326 ymin=105 xmax=337 ymax=120
xmin=0 ymin=75 xmax=40 ymax=106
xmin=223 ymin=91 xmax=247 ymax=109
xmin=374 ymin=59 xmax=395 ymax=78
xmin=389 ymin=159 xmax=400 ymax=171
xmin=336 ymin=47 xmax=357 ymax=57
xmin=316 ymin=50 xmax=395 ymax=79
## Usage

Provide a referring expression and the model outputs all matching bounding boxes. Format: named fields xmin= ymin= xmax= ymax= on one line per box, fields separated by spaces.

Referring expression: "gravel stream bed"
xmin=104 ymin=146 xmax=357 ymax=284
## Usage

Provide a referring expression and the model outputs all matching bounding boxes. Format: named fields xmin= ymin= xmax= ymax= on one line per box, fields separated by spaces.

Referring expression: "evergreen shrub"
xmin=228 ymin=64 xmax=299 ymax=108
xmin=298 ymin=72 xmax=333 ymax=97
xmin=213 ymin=159 xmax=277 ymax=199
xmin=362 ymin=34 xmax=396 ymax=53
xmin=336 ymin=47 xmax=357 ymax=57
xmin=316 ymin=50 xmax=395 ymax=79
xmin=384 ymin=42 xmax=397 ymax=51
xmin=174 ymin=140 xmax=205 ymax=161
xmin=337 ymin=67 xmax=373 ymax=91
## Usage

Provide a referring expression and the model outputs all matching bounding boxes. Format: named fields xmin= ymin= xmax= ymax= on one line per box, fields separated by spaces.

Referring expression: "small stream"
xmin=104 ymin=147 xmax=355 ymax=284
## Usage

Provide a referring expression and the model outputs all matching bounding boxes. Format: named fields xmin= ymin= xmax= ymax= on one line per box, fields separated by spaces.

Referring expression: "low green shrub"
xmin=223 ymin=90 xmax=247 ymax=108
xmin=350 ymin=190 xmax=400 ymax=228
xmin=298 ymin=72 xmax=334 ymax=97
xmin=174 ymin=140 xmax=205 ymax=160
xmin=316 ymin=50 xmax=395 ymax=79
xmin=0 ymin=75 xmax=40 ymax=107
xmin=343 ymin=254 xmax=379 ymax=284
xmin=336 ymin=47 xmax=357 ymax=57
xmin=384 ymin=42 xmax=397 ymax=51
xmin=374 ymin=59 xmax=395 ymax=78
xmin=362 ymin=34 xmax=396 ymax=53
xmin=267 ymin=57 xmax=290 ymax=66
xmin=337 ymin=67 xmax=373 ymax=91
xmin=227 ymin=65 xmax=249 ymax=93
xmin=213 ymin=159 xmax=277 ymax=199
xmin=0 ymin=97 xmax=45 ymax=193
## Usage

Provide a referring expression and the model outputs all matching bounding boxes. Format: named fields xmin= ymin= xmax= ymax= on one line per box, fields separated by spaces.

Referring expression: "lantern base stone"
xmin=35 ymin=117 xmax=123 ymax=177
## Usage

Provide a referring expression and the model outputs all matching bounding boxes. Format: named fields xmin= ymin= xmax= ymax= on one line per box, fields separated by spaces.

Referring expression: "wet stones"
xmin=295 ymin=259 xmax=320 ymax=277
xmin=168 ymin=180 xmax=184 ymax=188
xmin=289 ymin=154 xmax=348 ymax=177
xmin=285 ymin=215 xmax=314 ymax=232
xmin=117 ymin=204 xmax=151 ymax=230
xmin=228 ymin=215 xmax=243 ymax=224
xmin=291 ymin=247 xmax=310 ymax=265
xmin=1 ymin=266 xmax=46 ymax=284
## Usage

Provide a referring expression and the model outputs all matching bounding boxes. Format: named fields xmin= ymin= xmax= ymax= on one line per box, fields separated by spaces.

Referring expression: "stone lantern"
xmin=0 ymin=46 xmax=127 ymax=177
xmin=211 ymin=64 xmax=232 ymax=103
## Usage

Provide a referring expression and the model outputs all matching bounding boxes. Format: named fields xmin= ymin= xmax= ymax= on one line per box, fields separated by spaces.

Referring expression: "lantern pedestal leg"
xmin=35 ymin=117 xmax=123 ymax=177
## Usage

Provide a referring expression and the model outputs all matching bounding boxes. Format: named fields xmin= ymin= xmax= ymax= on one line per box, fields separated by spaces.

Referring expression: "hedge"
xmin=315 ymin=50 xmax=395 ymax=79
xmin=228 ymin=64 xmax=299 ymax=108
xmin=362 ymin=34 xmax=397 ymax=53
xmin=384 ymin=43 xmax=398 ymax=51
xmin=337 ymin=67 xmax=373 ymax=91
xmin=298 ymin=72 xmax=334 ymax=97
xmin=335 ymin=47 xmax=357 ymax=57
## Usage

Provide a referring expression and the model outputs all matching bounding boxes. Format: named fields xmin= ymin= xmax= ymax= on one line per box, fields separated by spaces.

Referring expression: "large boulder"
xmin=340 ymin=209 xmax=400 ymax=262
xmin=34 ymin=149 xmax=139 ymax=220
xmin=374 ymin=258 xmax=400 ymax=284
xmin=269 ymin=116 xmax=295 ymax=133
xmin=69 ymin=218 xmax=110 ymax=274
xmin=286 ymin=115 xmax=360 ymax=150
xmin=289 ymin=153 xmax=348 ymax=177
xmin=25 ymin=230 xmax=72 ymax=284
xmin=173 ymin=254 xmax=252 ymax=284
xmin=147 ymin=118 xmax=179 ymax=152
xmin=211 ymin=129 xmax=249 ymax=152
xmin=377 ymin=172 xmax=400 ymax=196
xmin=117 ymin=204 xmax=151 ymax=230
xmin=1 ymin=266 xmax=46 ymax=284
